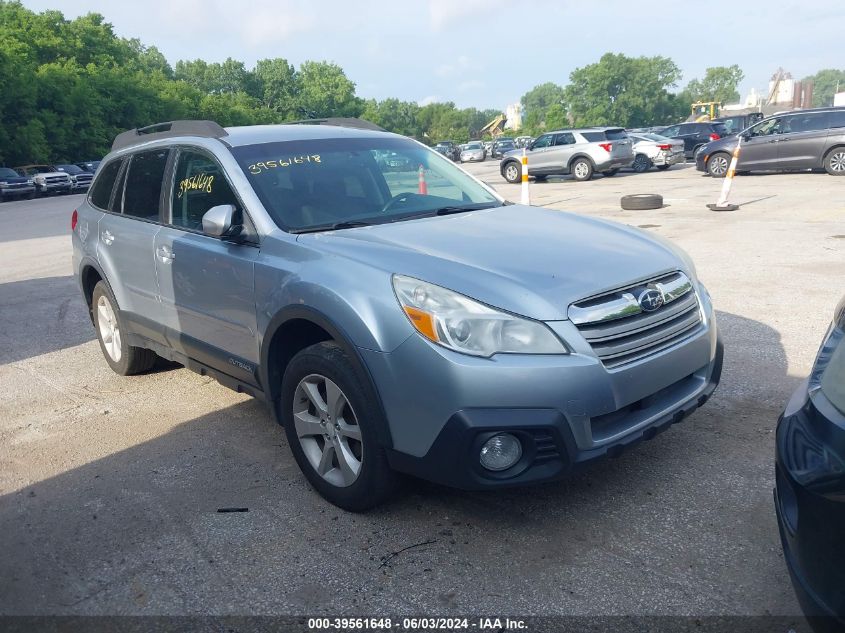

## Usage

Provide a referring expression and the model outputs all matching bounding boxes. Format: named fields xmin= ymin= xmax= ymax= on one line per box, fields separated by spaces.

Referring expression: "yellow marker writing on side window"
xmin=177 ymin=173 xmax=215 ymax=198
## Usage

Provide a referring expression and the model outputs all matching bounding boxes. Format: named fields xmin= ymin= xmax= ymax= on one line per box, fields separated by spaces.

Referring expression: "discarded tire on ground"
xmin=621 ymin=194 xmax=663 ymax=210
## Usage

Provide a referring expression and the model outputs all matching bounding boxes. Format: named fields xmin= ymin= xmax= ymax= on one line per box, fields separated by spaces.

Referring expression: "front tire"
xmin=824 ymin=147 xmax=845 ymax=175
xmin=570 ymin=158 xmax=593 ymax=182
xmin=281 ymin=342 xmax=399 ymax=511
xmin=707 ymin=152 xmax=731 ymax=178
xmin=91 ymin=281 xmax=157 ymax=375
xmin=502 ymin=161 xmax=521 ymax=184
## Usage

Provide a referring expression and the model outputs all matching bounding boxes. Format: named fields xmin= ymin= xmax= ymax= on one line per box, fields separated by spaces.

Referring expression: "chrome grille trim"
xmin=569 ymin=272 xmax=703 ymax=369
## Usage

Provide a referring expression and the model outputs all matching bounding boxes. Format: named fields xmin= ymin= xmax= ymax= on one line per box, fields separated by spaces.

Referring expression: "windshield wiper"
xmin=293 ymin=220 xmax=373 ymax=234
xmin=432 ymin=203 xmax=502 ymax=216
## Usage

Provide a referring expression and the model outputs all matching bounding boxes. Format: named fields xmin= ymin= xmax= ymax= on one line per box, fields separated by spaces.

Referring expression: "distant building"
xmin=834 ymin=92 xmax=845 ymax=107
xmin=504 ymin=103 xmax=523 ymax=130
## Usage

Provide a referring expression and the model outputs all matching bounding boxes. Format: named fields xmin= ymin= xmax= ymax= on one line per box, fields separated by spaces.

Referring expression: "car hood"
xmin=297 ymin=205 xmax=690 ymax=321
xmin=0 ymin=175 xmax=30 ymax=184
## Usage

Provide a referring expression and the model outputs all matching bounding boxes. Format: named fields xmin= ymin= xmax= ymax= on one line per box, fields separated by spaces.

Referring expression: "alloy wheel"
xmin=293 ymin=374 xmax=363 ymax=487
xmin=830 ymin=151 xmax=845 ymax=173
xmin=574 ymin=162 xmax=589 ymax=179
xmin=96 ymin=295 xmax=122 ymax=362
xmin=505 ymin=164 xmax=519 ymax=182
xmin=709 ymin=155 xmax=729 ymax=176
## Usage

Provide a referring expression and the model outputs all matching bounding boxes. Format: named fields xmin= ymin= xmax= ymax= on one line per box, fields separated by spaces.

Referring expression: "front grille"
xmin=569 ymin=272 xmax=703 ymax=369
xmin=45 ymin=175 xmax=70 ymax=184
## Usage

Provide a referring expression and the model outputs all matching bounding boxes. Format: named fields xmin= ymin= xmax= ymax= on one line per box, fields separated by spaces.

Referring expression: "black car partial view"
xmin=658 ymin=121 xmax=731 ymax=159
xmin=775 ymin=294 xmax=845 ymax=632
xmin=491 ymin=137 xmax=515 ymax=158
xmin=433 ymin=141 xmax=460 ymax=161
xmin=0 ymin=166 xmax=36 ymax=201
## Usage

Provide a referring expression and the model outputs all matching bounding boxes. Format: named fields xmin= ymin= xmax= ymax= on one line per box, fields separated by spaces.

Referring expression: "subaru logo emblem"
xmin=638 ymin=289 xmax=665 ymax=312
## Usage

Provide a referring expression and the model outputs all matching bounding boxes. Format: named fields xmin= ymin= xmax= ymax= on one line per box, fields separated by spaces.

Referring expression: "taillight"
xmin=71 ymin=209 xmax=78 ymax=231
xmin=598 ymin=142 xmax=612 ymax=153
xmin=658 ymin=144 xmax=672 ymax=150
xmin=709 ymin=133 xmax=720 ymax=141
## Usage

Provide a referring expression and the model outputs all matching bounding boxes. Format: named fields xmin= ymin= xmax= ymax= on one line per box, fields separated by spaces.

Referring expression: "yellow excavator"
xmin=690 ymin=101 xmax=722 ymax=122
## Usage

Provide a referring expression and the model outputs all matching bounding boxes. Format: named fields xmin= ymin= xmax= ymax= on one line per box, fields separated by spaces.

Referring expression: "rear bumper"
xmin=595 ymin=155 xmax=635 ymax=171
xmin=774 ymin=381 xmax=845 ymax=628
xmin=653 ymin=152 xmax=685 ymax=167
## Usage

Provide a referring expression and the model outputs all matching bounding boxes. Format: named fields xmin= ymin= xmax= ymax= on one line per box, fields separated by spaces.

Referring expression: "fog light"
xmin=479 ymin=433 xmax=522 ymax=471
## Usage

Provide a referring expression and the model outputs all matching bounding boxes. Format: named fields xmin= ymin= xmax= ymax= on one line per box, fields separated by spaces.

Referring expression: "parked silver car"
xmin=72 ymin=119 xmax=721 ymax=511
xmin=460 ymin=141 xmax=486 ymax=162
xmin=629 ymin=133 xmax=685 ymax=173
xmin=500 ymin=127 xmax=634 ymax=183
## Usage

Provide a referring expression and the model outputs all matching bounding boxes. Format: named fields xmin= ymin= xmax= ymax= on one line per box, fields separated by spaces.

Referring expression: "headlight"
xmin=35 ymin=176 xmax=45 ymax=183
xmin=0 ymin=181 xmax=7 ymax=186
xmin=392 ymin=275 xmax=567 ymax=357
xmin=26 ymin=179 xmax=34 ymax=185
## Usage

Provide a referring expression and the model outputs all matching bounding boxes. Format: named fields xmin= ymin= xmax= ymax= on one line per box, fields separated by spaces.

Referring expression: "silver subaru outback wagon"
xmin=71 ymin=119 xmax=722 ymax=511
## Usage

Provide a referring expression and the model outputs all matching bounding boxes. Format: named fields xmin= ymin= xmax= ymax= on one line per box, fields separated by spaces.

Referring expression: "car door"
xmin=96 ymin=148 xmax=169 ymax=344
xmin=737 ymin=117 xmax=785 ymax=170
xmin=774 ymin=112 xmax=831 ymax=170
xmin=154 ymin=147 xmax=260 ymax=385
xmin=526 ymin=134 xmax=555 ymax=172
xmin=547 ymin=132 xmax=577 ymax=172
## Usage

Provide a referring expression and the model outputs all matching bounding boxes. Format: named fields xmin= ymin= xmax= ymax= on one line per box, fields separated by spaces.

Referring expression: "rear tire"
xmin=824 ymin=147 xmax=845 ymax=175
xmin=570 ymin=158 xmax=593 ymax=182
xmin=281 ymin=341 xmax=400 ymax=511
xmin=91 ymin=281 xmax=157 ymax=376
xmin=632 ymin=154 xmax=652 ymax=173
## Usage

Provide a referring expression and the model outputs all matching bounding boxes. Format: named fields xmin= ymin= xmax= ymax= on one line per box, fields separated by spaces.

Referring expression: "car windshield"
xmin=232 ymin=136 xmax=502 ymax=233
xmin=0 ymin=168 xmax=19 ymax=178
xmin=56 ymin=164 xmax=84 ymax=174
xmin=466 ymin=142 xmax=482 ymax=149
xmin=642 ymin=133 xmax=671 ymax=142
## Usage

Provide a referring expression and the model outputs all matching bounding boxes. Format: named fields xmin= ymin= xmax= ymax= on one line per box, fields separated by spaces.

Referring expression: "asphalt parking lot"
xmin=1 ymin=162 xmax=844 ymax=620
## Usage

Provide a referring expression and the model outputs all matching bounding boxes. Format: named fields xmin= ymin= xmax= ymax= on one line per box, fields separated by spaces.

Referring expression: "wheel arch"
xmin=260 ymin=305 xmax=394 ymax=448
xmin=499 ymin=157 xmax=520 ymax=176
xmin=78 ymin=258 xmax=107 ymax=323
xmin=823 ymin=143 xmax=845 ymax=168
xmin=566 ymin=153 xmax=596 ymax=171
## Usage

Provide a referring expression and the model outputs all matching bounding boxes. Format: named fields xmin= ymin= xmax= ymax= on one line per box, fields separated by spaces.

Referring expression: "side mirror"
xmin=740 ymin=133 xmax=751 ymax=142
xmin=201 ymin=204 xmax=242 ymax=240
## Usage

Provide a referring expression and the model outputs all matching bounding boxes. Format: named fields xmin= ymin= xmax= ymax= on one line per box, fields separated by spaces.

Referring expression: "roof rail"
xmin=112 ymin=120 xmax=228 ymax=152
xmin=284 ymin=117 xmax=386 ymax=132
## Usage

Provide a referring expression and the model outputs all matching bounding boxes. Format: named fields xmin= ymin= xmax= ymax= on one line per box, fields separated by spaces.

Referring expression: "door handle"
xmin=101 ymin=230 xmax=114 ymax=245
xmin=156 ymin=245 xmax=175 ymax=263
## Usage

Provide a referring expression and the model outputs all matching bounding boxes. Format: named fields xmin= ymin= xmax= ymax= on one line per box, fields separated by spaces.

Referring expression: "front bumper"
xmin=363 ymin=295 xmax=722 ymax=490
xmin=0 ymin=184 xmax=35 ymax=198
xmin=775 ymin=381 xmax=845 ymax=628
xmin=36 ymin=181 xmax=73 ymax=193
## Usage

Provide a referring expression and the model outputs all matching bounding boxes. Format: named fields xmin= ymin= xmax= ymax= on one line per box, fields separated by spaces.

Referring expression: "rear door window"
xmin=783 ymin=112 xmax=830 ymax=133
xmin=170 ymin=149 xmax=240 ymax=231
xmin=88 ymin=159 xmax=123 ymax=210
xmin=660 ymin=126 xmax=680 ymax=138
xmin=122 ymin=149 xmax=169 ymax=221
xmin=580 ymin=131 xmax=604 ymax=142
xmin=829 ymin=110 xmax=845 ymax=129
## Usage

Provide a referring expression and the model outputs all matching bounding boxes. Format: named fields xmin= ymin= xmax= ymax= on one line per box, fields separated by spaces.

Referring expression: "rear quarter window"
xmin=88 ymin=159 xmax=123 ymax=210
xmin=605 ymin=129 xmax=628 ymax=140
xmin=581 ymin=132 xmax=604 ymax=142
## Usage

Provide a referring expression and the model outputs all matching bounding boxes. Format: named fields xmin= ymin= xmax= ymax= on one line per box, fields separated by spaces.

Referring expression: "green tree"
xmin=563 ymin=53 xmax=683 ymax=128
xmin=360 ymin=98 xmax=421 ymax=137
xmin=681 ymin=65 xmax=744 ymax=105
xmin=253 ymin=57 xmax=298 ymax=115
xmin=296 ymin=61 xmax=362 ymax=118
xmin=802 ymin=69 xmax=845 ymax=107
xmin=520 ymin=82 xmax=565 ymax=127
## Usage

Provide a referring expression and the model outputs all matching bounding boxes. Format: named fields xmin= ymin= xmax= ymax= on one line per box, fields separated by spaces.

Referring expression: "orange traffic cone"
xmin=418 ymin=165 xmax=428 ymax=195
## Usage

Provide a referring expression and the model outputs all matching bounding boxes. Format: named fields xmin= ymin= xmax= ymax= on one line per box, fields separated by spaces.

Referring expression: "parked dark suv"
xmin=658 ymin=122 xmax=730 ymax=160
xmin=697 ymin=107 xmax=845 ymax=178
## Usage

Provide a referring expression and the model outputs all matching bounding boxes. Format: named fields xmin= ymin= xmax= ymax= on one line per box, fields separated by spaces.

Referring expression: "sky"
xmin=19 ymin=0 xmax=845 ymax=111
